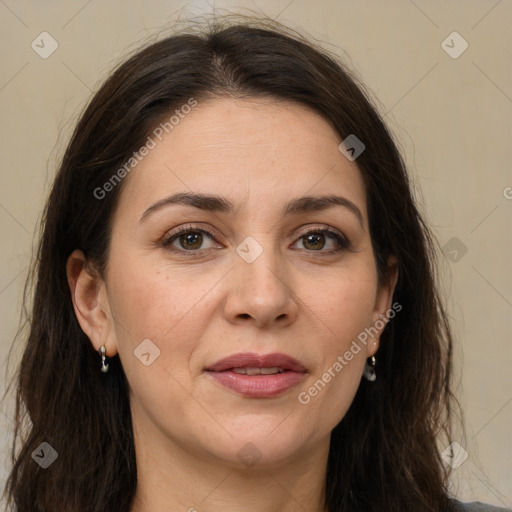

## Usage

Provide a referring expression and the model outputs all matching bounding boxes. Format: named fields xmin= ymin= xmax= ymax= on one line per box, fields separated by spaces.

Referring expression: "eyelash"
xmin=162 ymin=224 xmax=352 ymax=257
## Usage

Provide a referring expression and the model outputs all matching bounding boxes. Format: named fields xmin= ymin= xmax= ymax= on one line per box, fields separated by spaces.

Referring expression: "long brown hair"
xmin=2 ymin=12 xmax=464 ymax=512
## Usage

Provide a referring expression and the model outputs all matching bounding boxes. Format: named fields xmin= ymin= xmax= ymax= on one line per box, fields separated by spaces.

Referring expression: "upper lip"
xmin=204 ymin=352 xmax=307 ymax=373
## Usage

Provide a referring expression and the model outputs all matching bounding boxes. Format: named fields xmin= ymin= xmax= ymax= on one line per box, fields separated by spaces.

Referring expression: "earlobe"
xmin=66 ymin=249 xmax=116 ymax=355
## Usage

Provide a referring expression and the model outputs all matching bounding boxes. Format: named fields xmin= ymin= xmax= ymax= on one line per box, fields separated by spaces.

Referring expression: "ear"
xmin=367 ymin=255 xmax=399 ymax=358
xmin=66 ymin=249 xmax=118 ymax=356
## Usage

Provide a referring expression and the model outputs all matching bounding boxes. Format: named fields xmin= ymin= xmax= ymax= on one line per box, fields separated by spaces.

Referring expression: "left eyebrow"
xmin=283 ymin=194 xmax=364 ymax=227
xmin=138 ymin=192 xmax=364 ymax=228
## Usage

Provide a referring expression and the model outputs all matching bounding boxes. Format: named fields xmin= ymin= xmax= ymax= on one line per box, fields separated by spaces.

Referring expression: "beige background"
xmin=0 ymin=0 xmax=510 ymax=508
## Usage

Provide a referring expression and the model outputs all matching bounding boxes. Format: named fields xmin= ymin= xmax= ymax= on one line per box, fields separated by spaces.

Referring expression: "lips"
xmin=204 ymin=352 xmax=307 ymax=398
xmin=204 ymin=352 xmax=307 ymax=373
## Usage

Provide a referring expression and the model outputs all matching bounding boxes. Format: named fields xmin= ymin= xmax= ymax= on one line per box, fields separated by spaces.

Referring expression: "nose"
xmin=223 ymin=240 xmax=299 ymax=329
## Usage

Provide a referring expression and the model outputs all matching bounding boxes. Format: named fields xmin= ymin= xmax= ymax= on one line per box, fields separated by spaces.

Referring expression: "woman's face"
xmin=73 ymin=97 xmax=397 ymax=469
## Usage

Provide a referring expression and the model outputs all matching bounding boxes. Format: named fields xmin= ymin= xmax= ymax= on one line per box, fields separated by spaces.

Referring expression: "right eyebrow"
xmin=139 ymin=192 xmax=235 ymax=224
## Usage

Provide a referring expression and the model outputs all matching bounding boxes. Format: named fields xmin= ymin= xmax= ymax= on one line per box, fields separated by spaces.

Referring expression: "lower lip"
xmin=205 ymin=370 xmax=306 ymax=398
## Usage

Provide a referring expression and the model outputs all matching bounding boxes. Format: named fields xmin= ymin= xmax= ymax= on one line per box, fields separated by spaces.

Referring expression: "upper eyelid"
xmin=295 ymin=224 xmax=345 ymax=239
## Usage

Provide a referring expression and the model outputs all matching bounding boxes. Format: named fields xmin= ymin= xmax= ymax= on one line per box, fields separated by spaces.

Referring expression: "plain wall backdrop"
xmin=0 ymin=0 xmax=511 ymax=508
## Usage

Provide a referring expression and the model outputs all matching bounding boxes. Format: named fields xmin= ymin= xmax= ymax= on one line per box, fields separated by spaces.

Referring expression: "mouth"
xmin=230 ymin=367 xmax=288 ymax=375
xmin=204 ymin=352 xmax=307 ymax=398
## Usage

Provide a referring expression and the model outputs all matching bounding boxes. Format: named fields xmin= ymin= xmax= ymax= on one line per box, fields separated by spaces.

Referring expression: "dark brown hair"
xmin=2 ymin=13 xmax=464 ymax=512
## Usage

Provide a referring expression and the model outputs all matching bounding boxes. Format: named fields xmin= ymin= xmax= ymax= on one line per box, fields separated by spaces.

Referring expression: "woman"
xmin=2 ymin=13 xmax=510 ymax=512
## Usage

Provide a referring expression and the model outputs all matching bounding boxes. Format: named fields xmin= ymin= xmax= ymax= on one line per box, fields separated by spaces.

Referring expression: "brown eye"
xmin=163 ymin=227 xmax=217 ymax=253
xmin=302 ymin=232 xmax=326 ymax=250
xmin=294 ymin=229 xmax=350 ymax=253
xmin=177 ymin=231 xmax=203 ymax=250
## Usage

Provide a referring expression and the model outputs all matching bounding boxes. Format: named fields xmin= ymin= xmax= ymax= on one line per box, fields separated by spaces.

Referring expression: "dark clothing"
xmin=452 ymin=500 xmax=512 ymax=512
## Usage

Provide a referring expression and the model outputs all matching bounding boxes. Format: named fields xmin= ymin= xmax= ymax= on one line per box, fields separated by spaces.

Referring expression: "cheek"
xmin=106 ymin=254 xmax=227 ymax=382
xmin=107 ymin=263 xmax=210 ymax=435
xmin=295 ymin=264 xmax=377 ymax=428
xmin=108 ymin=251 xmax=212 ymax=335
xmin=309 ymin=264 xmax=378 ymax=350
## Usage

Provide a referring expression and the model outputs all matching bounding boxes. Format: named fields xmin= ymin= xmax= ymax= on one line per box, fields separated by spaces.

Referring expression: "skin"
xmin=67 ymin=97 xmax=398 ymax=512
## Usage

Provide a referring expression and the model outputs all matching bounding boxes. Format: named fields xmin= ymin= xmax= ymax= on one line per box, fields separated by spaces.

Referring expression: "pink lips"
xmin=204 ymin=352 xmax=307 ymax=398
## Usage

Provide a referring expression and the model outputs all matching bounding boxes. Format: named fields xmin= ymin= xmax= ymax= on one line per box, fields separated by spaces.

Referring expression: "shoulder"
xmin=451 ymin=499 xmax=512 ymax=512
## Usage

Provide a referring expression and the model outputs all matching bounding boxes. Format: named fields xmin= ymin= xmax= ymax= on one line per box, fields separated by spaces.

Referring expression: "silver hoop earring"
xmin=363 ymin=356 xmax=376 ymax=381
xmin=99 ymin=345 xmax=109 ymax=373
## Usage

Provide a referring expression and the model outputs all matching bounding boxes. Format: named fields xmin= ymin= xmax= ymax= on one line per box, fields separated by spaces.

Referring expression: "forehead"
xmin=114 ymin=96 xmax=367 ymax=222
